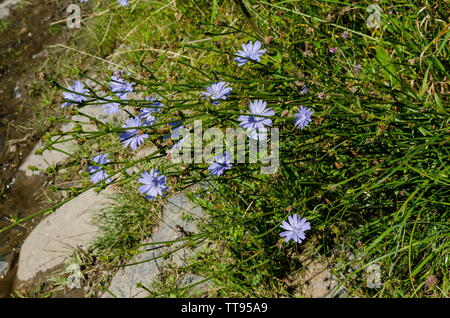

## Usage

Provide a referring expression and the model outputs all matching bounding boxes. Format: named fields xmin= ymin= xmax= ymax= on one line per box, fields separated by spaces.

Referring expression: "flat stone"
xmin=102 ymin=193 xmax=206 ymax=298
xmin=16 ymin=188 xmax=114 ymax=284
xmin=19 ymin=138 xmax=77 ymax=177
xmin=301 ymin=261 xmax=340 ymax=297
xmin=286 ymin=259 xmax=344 ymax=298
xmin=19 ymin=103 xmax=127 ymax=177
xmin=0 ymin=0 xmax=22 ymax=19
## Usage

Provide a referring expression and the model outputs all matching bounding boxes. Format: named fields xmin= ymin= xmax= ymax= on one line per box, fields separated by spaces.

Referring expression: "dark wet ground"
xmin=0 ymin=173 xmax=47 ymax=297
xmin=0 ymin=0 xmax=66 ymax=297
xmin=0 ymin=0 xmax=60 ymax=182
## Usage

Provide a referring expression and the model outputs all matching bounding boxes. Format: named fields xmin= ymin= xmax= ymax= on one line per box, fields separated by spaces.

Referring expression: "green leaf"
xmin=375 ymin=46 xmax=399 ymax=86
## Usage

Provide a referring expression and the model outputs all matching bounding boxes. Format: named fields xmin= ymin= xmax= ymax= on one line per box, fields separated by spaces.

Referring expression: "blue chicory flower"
xmin=103 ymin=101 xmax=121 ymax=114
xmin=171 ymin=123 xmax=184 ymax=139
xmin=234 ymin=40 xmax=266 ymax=66
xmin=163 ymin=120 xmax=184 ymax=142
xmin=87 ymin=153 xmax=110 ymax=184
xmin=61 ymin=80 xmax=88 ymax=108
xmin=89 ymin=169 xmax=110 ymax=184
xmin=238 ymin=100 xmax=275 ymax=140
xmin=208 ymin=151 xmax=233 ymax=176
xmin=115 ymin=92 xmax=129 ymax=100
xmin=120 ymin=117 xmax=149 ymax=150
xmin=299 ymin=85 xmax=309 ymax=95
xmin=110 ymin=75 xmax=133 ymax=100
xmin=294 ymin=106 xmax=313 ymax=130
xmin=279 ymin=214 xmax=311 ymax=244
xmin=138 ymin=168 xmax=168 ymax=200
xmin=138 ymin=96 xmax=164 ymax=125
xmin=202 ymin=81 xmax=232 ymax=105
xmin=171 ymin=134 xmax=190 ymax=151
xmin=119 ymin=0 xmax=128 ymax=6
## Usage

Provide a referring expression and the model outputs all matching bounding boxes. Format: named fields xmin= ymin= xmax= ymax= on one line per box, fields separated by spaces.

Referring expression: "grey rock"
xmin=16 ymin=188 xmax=114 ymax=283
xmin=103 ymin=193 xmax=206 ymax=298
xmin=301 ymin=261 xmax=341 ymax=298
xmin=19 ymin=138 xmax=77 ymax=177
xmin=19 ymin=102 xmax=126 ymax=177
xmin=0 ymin=0 xmax=21 ymax=19
xmin=286 ymin=259 xmax=345 ymax=298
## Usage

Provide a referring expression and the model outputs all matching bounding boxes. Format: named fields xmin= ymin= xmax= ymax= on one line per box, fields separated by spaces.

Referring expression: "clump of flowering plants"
xmin=3 ymin=1 xmax=449 ymax=297
xmin=14 ymin=32 xmax=317 ymax=249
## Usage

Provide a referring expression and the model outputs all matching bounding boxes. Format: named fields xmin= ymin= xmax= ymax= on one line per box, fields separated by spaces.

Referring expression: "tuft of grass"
xmin=91 ymin=185 xmax=162 ymax=267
